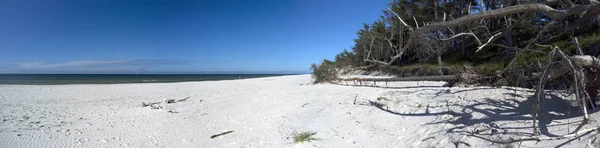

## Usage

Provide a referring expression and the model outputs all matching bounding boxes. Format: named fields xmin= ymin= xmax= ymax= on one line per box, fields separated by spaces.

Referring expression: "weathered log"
xmin=570 ymin=55 xmax=600 ymax=70
xmin=418 ymin=4 xmax=600 ymax=33
xmin=340 ymin=75 xmax=458 ymax=82
xmin=530 ymin=55 xmax=600 ymax=80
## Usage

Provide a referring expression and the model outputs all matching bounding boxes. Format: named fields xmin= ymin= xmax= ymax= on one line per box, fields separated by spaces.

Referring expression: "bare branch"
xmin=555 ymin=48 xmax=591 ymax=119
xmin=443 ymin=12 xmax=447 ymax=22
xmin=468 ymin=4 xmax=472 ymax=14
xmin=364 ymin=58 xmax=391 ymax=65
xmin=372 ymin=3 xmax=600 ymax=67
xmin=572 ymin=37 xmax=584 ymax=55
xmin=502 ymin=21 xmax=558 ymax=74
xmin=386 ymin=8 xmax=413 ymax=31
xmin=384 ymin=37 xmax=396 ymax=53
xmin=531 ymin=48 xmax=556 ymax=135
xmin=413 ymin=16 xmax=420 ymax=28
xmin=366 ymin=33 xmax=375 ymax=60
xmin=536 ymin=43 xmax=600 ymax=70
xmin=440 ymin=32 xmax=482 ymax=45
xmin=476 ymin=32 xmax=504 ymax=52
xmin=471 ymin=26 xmax=493 ymax=37
xmin=447 ymin=27 xmax=456 ymax=35
xmin=366 ymin=9 xmax=415 ymax=65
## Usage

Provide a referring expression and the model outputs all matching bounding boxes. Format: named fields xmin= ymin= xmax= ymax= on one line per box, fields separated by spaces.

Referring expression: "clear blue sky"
xmin=0 ymin=0 xmax=390 ymax=74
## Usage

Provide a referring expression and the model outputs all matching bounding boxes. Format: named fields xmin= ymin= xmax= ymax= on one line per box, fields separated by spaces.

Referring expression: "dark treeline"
xmin=312 ymin=0 xmax=600 ymax=86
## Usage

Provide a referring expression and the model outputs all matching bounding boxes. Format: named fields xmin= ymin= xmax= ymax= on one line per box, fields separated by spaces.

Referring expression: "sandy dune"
xmin=1 ymin=75 xmax=599 ymax=147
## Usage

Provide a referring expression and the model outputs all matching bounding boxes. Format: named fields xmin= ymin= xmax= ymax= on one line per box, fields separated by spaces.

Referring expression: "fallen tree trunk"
xmin=417 ymin=4 xmax=600 ymax=33
xmin=340 ymin=75 xmax=458 ymax=82
xmin=570 ymin=55 xmax=600 ymax=70
xmin=530 ymin=55 xmax=600 ymax=80
xmin=373 ymin=3 xmax=600 ymax=66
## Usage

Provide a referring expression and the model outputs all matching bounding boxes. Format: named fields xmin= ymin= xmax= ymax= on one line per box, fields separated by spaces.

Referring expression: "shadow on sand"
xmin=369 ymin=87 xmax=599 ymax=147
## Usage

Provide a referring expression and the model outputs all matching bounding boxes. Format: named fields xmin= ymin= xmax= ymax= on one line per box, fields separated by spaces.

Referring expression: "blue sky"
xmin=0 ymin=0 xmax=390 ymax=74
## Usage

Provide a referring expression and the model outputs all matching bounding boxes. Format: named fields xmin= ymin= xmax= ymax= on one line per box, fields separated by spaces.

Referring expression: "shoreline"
xmin=0 ymin=74 xmax=300 ymax=85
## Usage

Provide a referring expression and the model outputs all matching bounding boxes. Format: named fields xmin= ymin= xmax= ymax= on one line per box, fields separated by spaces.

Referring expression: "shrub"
xmin=310 ymin=59 xmax=338 ymax=83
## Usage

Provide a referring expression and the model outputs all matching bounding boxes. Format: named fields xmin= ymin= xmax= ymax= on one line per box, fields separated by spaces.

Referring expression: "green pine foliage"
xmin=312 ymin=0 xmax=600 ymax=86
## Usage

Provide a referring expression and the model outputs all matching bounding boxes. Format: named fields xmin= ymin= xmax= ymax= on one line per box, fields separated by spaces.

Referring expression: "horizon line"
xmin=0 ymin=72 xmax=310 ymax=75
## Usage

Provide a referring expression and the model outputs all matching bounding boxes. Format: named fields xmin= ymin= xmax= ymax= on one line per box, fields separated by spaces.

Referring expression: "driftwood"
xmin=142 ymin=101 xmax=163 ymax=109
xmin=144 ymin=96 xmax=191 ymax=110
xmin=210 ymin=131 xmax=234 ymax=139
xmin=166 ymin=96 xmax=191 ymax=104
xmin=339 ymin=75 xmax=458 ymax=83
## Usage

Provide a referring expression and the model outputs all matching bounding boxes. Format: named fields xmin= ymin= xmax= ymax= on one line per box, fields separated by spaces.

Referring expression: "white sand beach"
xmin=1 ymin=75 xmax=599 ymax=147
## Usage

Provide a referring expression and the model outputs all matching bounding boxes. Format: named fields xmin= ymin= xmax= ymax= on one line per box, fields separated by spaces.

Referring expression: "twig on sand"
xmin=453 ymin=141 xmax=472 ymax=147
xmin=302 ymin=103 xmax=309 ymax=107
xmin=166 ymin=96 xmax=191 ymax=104
xmin=353 ymin=94 xmax=359 ymax=105
xmin=142 ymin=101 xmax=161 ymax=107
xmin=177 ymin=96 xmax=190 ymax=102
xmin=142 ymin=101 xmax=163 ymax=109
xmin=167 ymin=110 xmax=179 ymax=113
xmin=210 ymin=131 xmax=234 ymax=139
xmin=422 ymin=136 xmax=435 ymax=141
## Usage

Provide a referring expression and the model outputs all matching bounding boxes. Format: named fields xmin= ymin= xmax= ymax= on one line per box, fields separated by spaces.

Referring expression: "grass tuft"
xmin=293 ymin=131 xmax=318 ymax=143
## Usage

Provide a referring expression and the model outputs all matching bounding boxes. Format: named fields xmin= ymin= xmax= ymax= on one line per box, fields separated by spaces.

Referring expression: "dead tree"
xmin=365 ymin=3 xmax=600 ymax=66
xmin=359 ymin=0 xmax=600 ymax=138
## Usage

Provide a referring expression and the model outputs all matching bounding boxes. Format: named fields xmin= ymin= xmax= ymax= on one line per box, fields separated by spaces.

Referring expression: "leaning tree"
xmin=360 ymin=0 xmax=600 ymax=142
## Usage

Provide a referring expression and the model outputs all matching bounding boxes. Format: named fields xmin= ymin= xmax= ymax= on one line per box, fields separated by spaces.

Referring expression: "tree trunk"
xmin=505 ymin=16 xmax=514 ymax=60
xmin=340 ymin=75 xmax=458 ymax=82
xmin=437 ymin=50 xmax=444 ymax=65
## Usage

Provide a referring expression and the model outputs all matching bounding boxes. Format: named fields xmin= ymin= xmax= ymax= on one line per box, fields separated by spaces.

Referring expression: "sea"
xmin=0 ymin=74 xmax=291 ymax=85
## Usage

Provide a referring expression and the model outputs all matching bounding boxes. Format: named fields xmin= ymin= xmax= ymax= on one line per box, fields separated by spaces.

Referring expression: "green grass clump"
xmin=293 ymin=131 xmax=318 ymax=143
